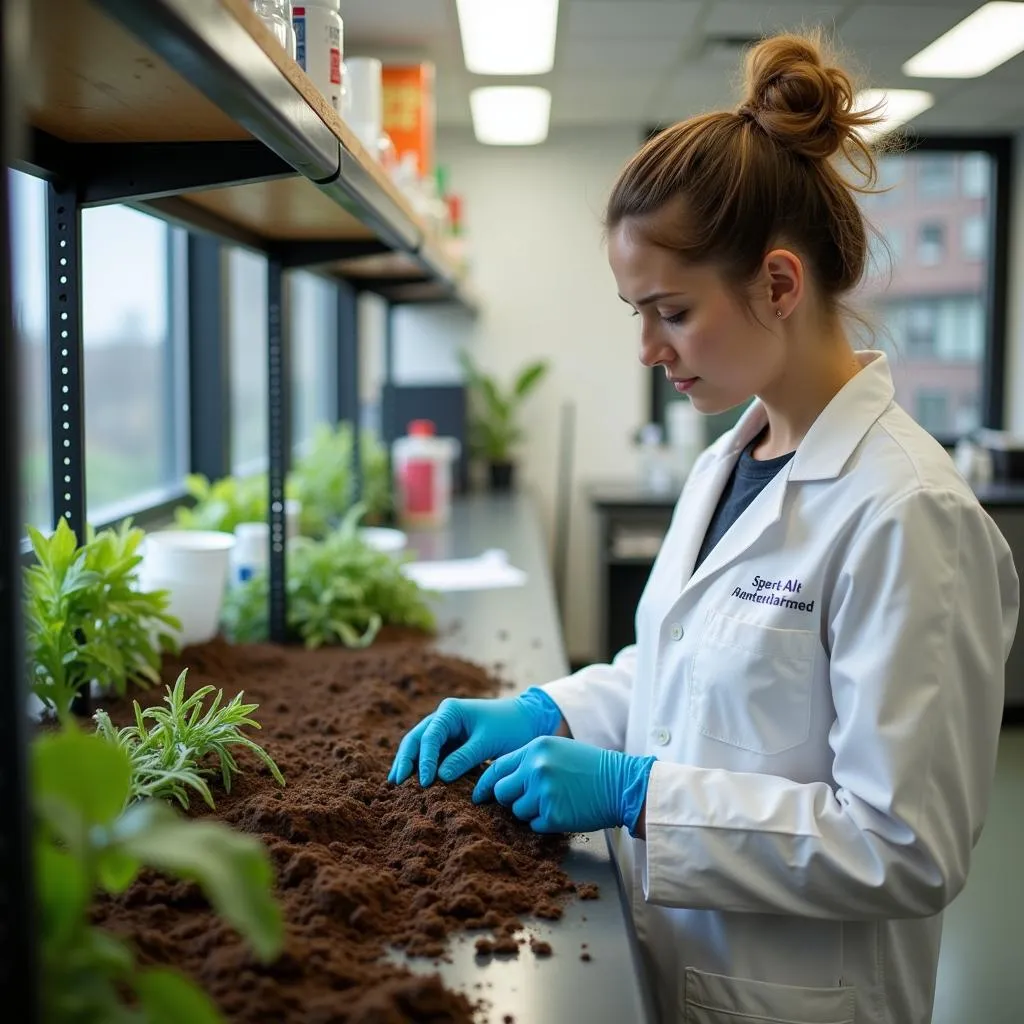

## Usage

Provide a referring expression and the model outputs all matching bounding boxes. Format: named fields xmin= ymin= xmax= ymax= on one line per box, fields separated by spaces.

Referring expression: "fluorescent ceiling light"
xmin=456 ymin=0 xmax=559 ymax=75
xmin=903 ymin=2 xmax=1024 ymax=78
xmin=853 ymin=89 xmax=935 ymax=142
xmin=470 ymin=87 xmax=551 ymax=146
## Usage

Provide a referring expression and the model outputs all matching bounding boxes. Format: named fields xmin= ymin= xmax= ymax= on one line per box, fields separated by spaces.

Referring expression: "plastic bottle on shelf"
xmin=392 ymin=420 xmax=461 ymax=529
xmin=251 ymin=0 xmax=297 ymax=60
xmin=292 ymin=1 xmax=344 ymax=114
xmin=230 ymin=522 xmax=269 ymax=587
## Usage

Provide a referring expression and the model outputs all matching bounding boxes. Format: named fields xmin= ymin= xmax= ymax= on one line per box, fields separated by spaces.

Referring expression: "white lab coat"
xmin=544 ymin=352 xmax=1019 ymax=1024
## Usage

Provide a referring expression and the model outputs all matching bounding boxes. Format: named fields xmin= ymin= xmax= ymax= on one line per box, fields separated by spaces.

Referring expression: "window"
xmin=9 ymin=169 xmax=50 ymax=528
xmin=961 ymin=153 xmax=990 ymax=199
xmin=962 ymin=215 xmax=987 ymax=262
xmin=228 ymin=247 xmax=268 ymax=472
xmin=81 ymin=206 xmax=186 ymax=519
xmin=915 ymin=391 xmax=950 ymax=434
xmin=917 ymin=155 xmax=956 ymax=199
xmin=858 ymin=146 xmax=1001 ymax=441
xmin=289 ymin=271 xmax=337 ymax=451
xmin=917 ymin=223 xmax=945 ymax=266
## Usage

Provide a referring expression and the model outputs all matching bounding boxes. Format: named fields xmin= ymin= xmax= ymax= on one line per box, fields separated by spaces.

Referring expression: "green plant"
xmin=94 ymin=668 xmax=285 ymax=811
xmin=174 ymin=473 xmax=268 ymax=534
xmin=221 ymin=504 xmax=435 ymax=648
xmin=289 ymin=422 xmax=392 ymax=536
xmin=35 ymin=727 xmax=283 ymax=1024
xmin=459 ymin=351 xmax=550 ymax=463
xmin=25 ymin=519 xmax=181 ymax=723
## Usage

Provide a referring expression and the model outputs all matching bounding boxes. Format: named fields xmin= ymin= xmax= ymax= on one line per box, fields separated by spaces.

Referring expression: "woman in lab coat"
xmin=388 ymin=32 xmax=1019 ymax=1024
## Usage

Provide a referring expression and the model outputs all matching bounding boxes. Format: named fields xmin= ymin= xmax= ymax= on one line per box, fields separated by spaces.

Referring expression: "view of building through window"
xmin=858 ymin=150 xmax=993 ymax=438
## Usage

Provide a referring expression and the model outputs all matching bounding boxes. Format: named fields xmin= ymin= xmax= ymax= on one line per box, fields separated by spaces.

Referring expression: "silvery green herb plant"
xmin=25 ymin=519 xmax=181 ymax=722
xmin=94 ymin=669 xmax=285 ymax=811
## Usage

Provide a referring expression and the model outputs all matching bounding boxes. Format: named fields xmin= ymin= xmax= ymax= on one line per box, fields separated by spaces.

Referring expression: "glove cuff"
xmin=621 ymin=755 xmax=656 ymax=837
xmin=516 ymin=687 xmax=565 ymax=737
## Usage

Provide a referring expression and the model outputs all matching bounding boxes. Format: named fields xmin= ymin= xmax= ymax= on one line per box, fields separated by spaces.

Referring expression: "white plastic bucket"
xmin=139 ymin=530 xmax=235 ymax=645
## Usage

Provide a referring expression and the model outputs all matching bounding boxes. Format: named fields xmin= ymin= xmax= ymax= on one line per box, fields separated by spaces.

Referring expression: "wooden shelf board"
xmin=181 ymin=179 xmax=375 ymax=242
xmin=28 ymin=0 xmax=249 ymax=143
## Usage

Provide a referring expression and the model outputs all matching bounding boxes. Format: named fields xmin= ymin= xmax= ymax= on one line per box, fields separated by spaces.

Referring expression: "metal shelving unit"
xmin=3 ymin=0 xmax=477 ymax=1010
xmin=16 ymin=0 xmax=476 ymax=641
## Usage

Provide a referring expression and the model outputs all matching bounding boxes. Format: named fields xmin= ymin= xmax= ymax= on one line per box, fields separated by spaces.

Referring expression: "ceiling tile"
xmin=837 ymin=4 xmax=972 ymax=46
xmin=566 ymin=1 xmax=703 ymax=39
xmin=339 ymin=0 xmax=453 ymax=44
xmin=704 ymin=2 xmax=846 ymax=38
xmin=562 ymin=35 xmax=683 ymax=71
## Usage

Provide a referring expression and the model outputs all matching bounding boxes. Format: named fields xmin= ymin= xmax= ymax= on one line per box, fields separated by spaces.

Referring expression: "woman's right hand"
xmin=387 ymin=688 xmax=565 ymax=788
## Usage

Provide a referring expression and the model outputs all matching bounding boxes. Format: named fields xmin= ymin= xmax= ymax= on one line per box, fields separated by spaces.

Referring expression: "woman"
xmin=389 ymin=33 xmax=1019 ymax=1024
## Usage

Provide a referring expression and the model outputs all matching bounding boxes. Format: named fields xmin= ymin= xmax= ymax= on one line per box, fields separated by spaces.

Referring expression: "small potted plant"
xmin=459 ymin=352 xmax=550 ymax=492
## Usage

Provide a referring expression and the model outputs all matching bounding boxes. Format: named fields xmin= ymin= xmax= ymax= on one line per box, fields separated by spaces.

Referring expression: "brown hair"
xmin=605 ymin=32 xmax=884 ymax=313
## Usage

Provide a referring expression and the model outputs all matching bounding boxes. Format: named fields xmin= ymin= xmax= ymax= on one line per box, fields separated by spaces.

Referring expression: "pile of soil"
xmin=92 ymin=631 xmax=599 ymax=1023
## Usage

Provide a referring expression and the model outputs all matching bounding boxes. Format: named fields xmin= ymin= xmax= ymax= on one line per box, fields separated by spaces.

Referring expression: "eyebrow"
xmin=618 ymin=291 xmax=680 ymax=308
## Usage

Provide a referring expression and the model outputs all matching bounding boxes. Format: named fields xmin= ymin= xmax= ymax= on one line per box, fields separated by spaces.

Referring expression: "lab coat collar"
xmin=721 ymin=351 xmax=894 ymax=482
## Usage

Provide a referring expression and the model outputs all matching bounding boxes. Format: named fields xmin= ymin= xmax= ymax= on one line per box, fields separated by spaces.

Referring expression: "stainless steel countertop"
xmin=393 ymin=492 xmax=658 ymax=1024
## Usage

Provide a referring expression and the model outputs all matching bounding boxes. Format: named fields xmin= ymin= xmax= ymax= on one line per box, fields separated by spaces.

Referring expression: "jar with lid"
xmin=250 ymin=0 xmax=297 ymax=60
xmin=292 ymin=1 xmax=344 ymax=114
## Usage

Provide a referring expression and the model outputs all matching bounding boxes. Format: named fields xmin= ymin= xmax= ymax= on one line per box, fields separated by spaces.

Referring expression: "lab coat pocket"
xmin=690 ymin=611 xmax=816 ymax=755
xmin=684 ymin=968 xmax=855 ymax=1024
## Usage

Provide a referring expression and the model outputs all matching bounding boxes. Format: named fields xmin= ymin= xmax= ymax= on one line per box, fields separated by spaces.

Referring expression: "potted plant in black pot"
xmin=459 ymin=352 xmax=550 ymax=492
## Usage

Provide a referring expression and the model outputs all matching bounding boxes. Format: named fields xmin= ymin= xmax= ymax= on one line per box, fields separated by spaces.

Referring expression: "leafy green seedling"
xmin=94 ymin=668 xmax=285 ymax=811
xmin=221 ymin=503 xmax=435 ymax=648
xmin=174 ymin=472 xmax=269 ymax=534
xmin=25 ymin=518 xmax=181 ymax=722
xmin=34 ymin=727 xmax=283 ymax=1023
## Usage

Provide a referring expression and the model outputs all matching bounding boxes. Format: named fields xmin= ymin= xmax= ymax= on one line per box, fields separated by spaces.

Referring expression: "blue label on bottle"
xmin=293 ymin=14 xmax=307 ymax=69
xmin=239 ymin=566 xmax=253 ymax=583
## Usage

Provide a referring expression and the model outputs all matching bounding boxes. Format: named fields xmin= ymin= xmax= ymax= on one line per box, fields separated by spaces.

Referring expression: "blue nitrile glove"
xmin=472 ymin=736 xmax=655 ymax=836
xmin=387 ymin=687 xmax=564 ymax=788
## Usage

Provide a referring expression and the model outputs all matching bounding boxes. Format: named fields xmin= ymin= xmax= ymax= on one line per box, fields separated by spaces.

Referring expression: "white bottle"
xmin=231 ymin=522 xmax=270 ymax=586
xmin=293 ymin=0 xmax=344 ymax=114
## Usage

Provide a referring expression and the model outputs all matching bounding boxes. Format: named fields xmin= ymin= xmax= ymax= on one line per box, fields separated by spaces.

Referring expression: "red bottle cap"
xmin=408 ymin=419 xmax=436 ymax=437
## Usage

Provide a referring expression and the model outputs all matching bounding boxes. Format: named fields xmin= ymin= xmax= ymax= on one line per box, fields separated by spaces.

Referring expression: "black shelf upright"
xmin=337 ymin=277 xmax=361 ymax=503
xmin=46 ymin=181 xmax=87 ymax=538
xmin=267 ymin=256 xmax=290 ymax=643
xmin=2 ymin=0 xmax=39 ymax=1015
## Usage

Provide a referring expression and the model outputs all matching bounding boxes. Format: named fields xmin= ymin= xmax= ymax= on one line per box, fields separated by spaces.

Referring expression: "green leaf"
xmin=36 ymin=840 xmax=88 ymax=947
xmin=34 ymin=729 xmax=132 ymax=831
xmin=134 ymin=967 xmax=223 ymax=1024
xmin=113 ymin=802 xmax=283 ymax=961
xmin=513 ymin=360 xmax=549 ymax=398
xmin=97 ymin=847 xmax=142 ymax=893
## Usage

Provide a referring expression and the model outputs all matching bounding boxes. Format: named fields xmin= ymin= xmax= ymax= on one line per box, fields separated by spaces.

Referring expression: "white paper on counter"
xmin=400 ymin=548 xmax=527 ymax=592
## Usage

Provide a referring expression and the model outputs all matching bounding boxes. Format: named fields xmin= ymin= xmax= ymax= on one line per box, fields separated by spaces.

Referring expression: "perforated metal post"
xmin=47 ymin=182 xmax=86 ymax=539
xmin=267 ymin=257 xmax=290 ymax=643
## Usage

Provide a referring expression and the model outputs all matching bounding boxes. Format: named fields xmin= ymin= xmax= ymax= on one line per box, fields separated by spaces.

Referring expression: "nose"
xmin=638 ymin=321 xmax=674 ymax=369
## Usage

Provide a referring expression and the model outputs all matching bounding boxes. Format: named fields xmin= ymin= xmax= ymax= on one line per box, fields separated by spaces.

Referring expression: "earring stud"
xmin=776 ymin=309 xmax=783 ymax=319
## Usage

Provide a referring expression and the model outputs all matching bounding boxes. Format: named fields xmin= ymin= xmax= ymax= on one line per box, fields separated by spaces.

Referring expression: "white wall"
xmin=395 ymin=126 xmax=648 ymax=663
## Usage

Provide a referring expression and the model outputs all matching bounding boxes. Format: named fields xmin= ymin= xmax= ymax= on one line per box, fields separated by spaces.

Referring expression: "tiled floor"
xmin=932 ymin=726 xmax=1024 ymax=1024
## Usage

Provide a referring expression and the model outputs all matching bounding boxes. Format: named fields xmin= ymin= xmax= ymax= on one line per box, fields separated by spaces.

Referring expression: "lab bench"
xmin=588 ymin=479 xmax=1024 ymax=714
xmin=399 ymin=493 xmax=658 ymax=1024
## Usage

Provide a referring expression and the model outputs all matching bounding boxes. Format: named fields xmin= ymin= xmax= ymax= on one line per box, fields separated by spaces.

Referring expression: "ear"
xmin=762 ymin=248 xmax=804 ymax=317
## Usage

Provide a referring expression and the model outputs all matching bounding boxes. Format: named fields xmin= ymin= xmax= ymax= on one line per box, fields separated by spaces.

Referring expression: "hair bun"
xmin=739 ymin=33 xmax=877 ymax=161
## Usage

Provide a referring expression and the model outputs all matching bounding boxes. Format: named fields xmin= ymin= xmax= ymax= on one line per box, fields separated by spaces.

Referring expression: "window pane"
xmin=81 ymin=206 xmax=184 ymax=517
xmin=859 ymin=149 xmax=995 ymax=438
xmin=9 ymin=169 xmax=50 ymax=528
xmin=289 ymin=271 xmax=337 ymax=450
xmin=228 ymin=248 xmax=268 ymax=470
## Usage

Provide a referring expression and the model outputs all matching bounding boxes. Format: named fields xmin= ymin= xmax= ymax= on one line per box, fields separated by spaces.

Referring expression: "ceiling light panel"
xmin=903 ymin=2 xmax=1024 ymax=78
xmin=456 ymin=0 xmax=559 ymax=75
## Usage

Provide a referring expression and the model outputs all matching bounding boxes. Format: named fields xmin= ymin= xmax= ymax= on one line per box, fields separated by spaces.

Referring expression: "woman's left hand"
xmin=472 ymin=735 xmax=655 ymax=836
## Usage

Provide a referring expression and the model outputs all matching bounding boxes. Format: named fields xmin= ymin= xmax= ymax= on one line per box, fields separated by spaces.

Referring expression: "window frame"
xmin=647 ymin=134 xmax=1015 ymax=445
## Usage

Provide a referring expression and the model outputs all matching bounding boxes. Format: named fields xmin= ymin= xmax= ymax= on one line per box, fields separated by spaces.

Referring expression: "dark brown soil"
xmin=91 ymin=631 xmax=595 ymax=1023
